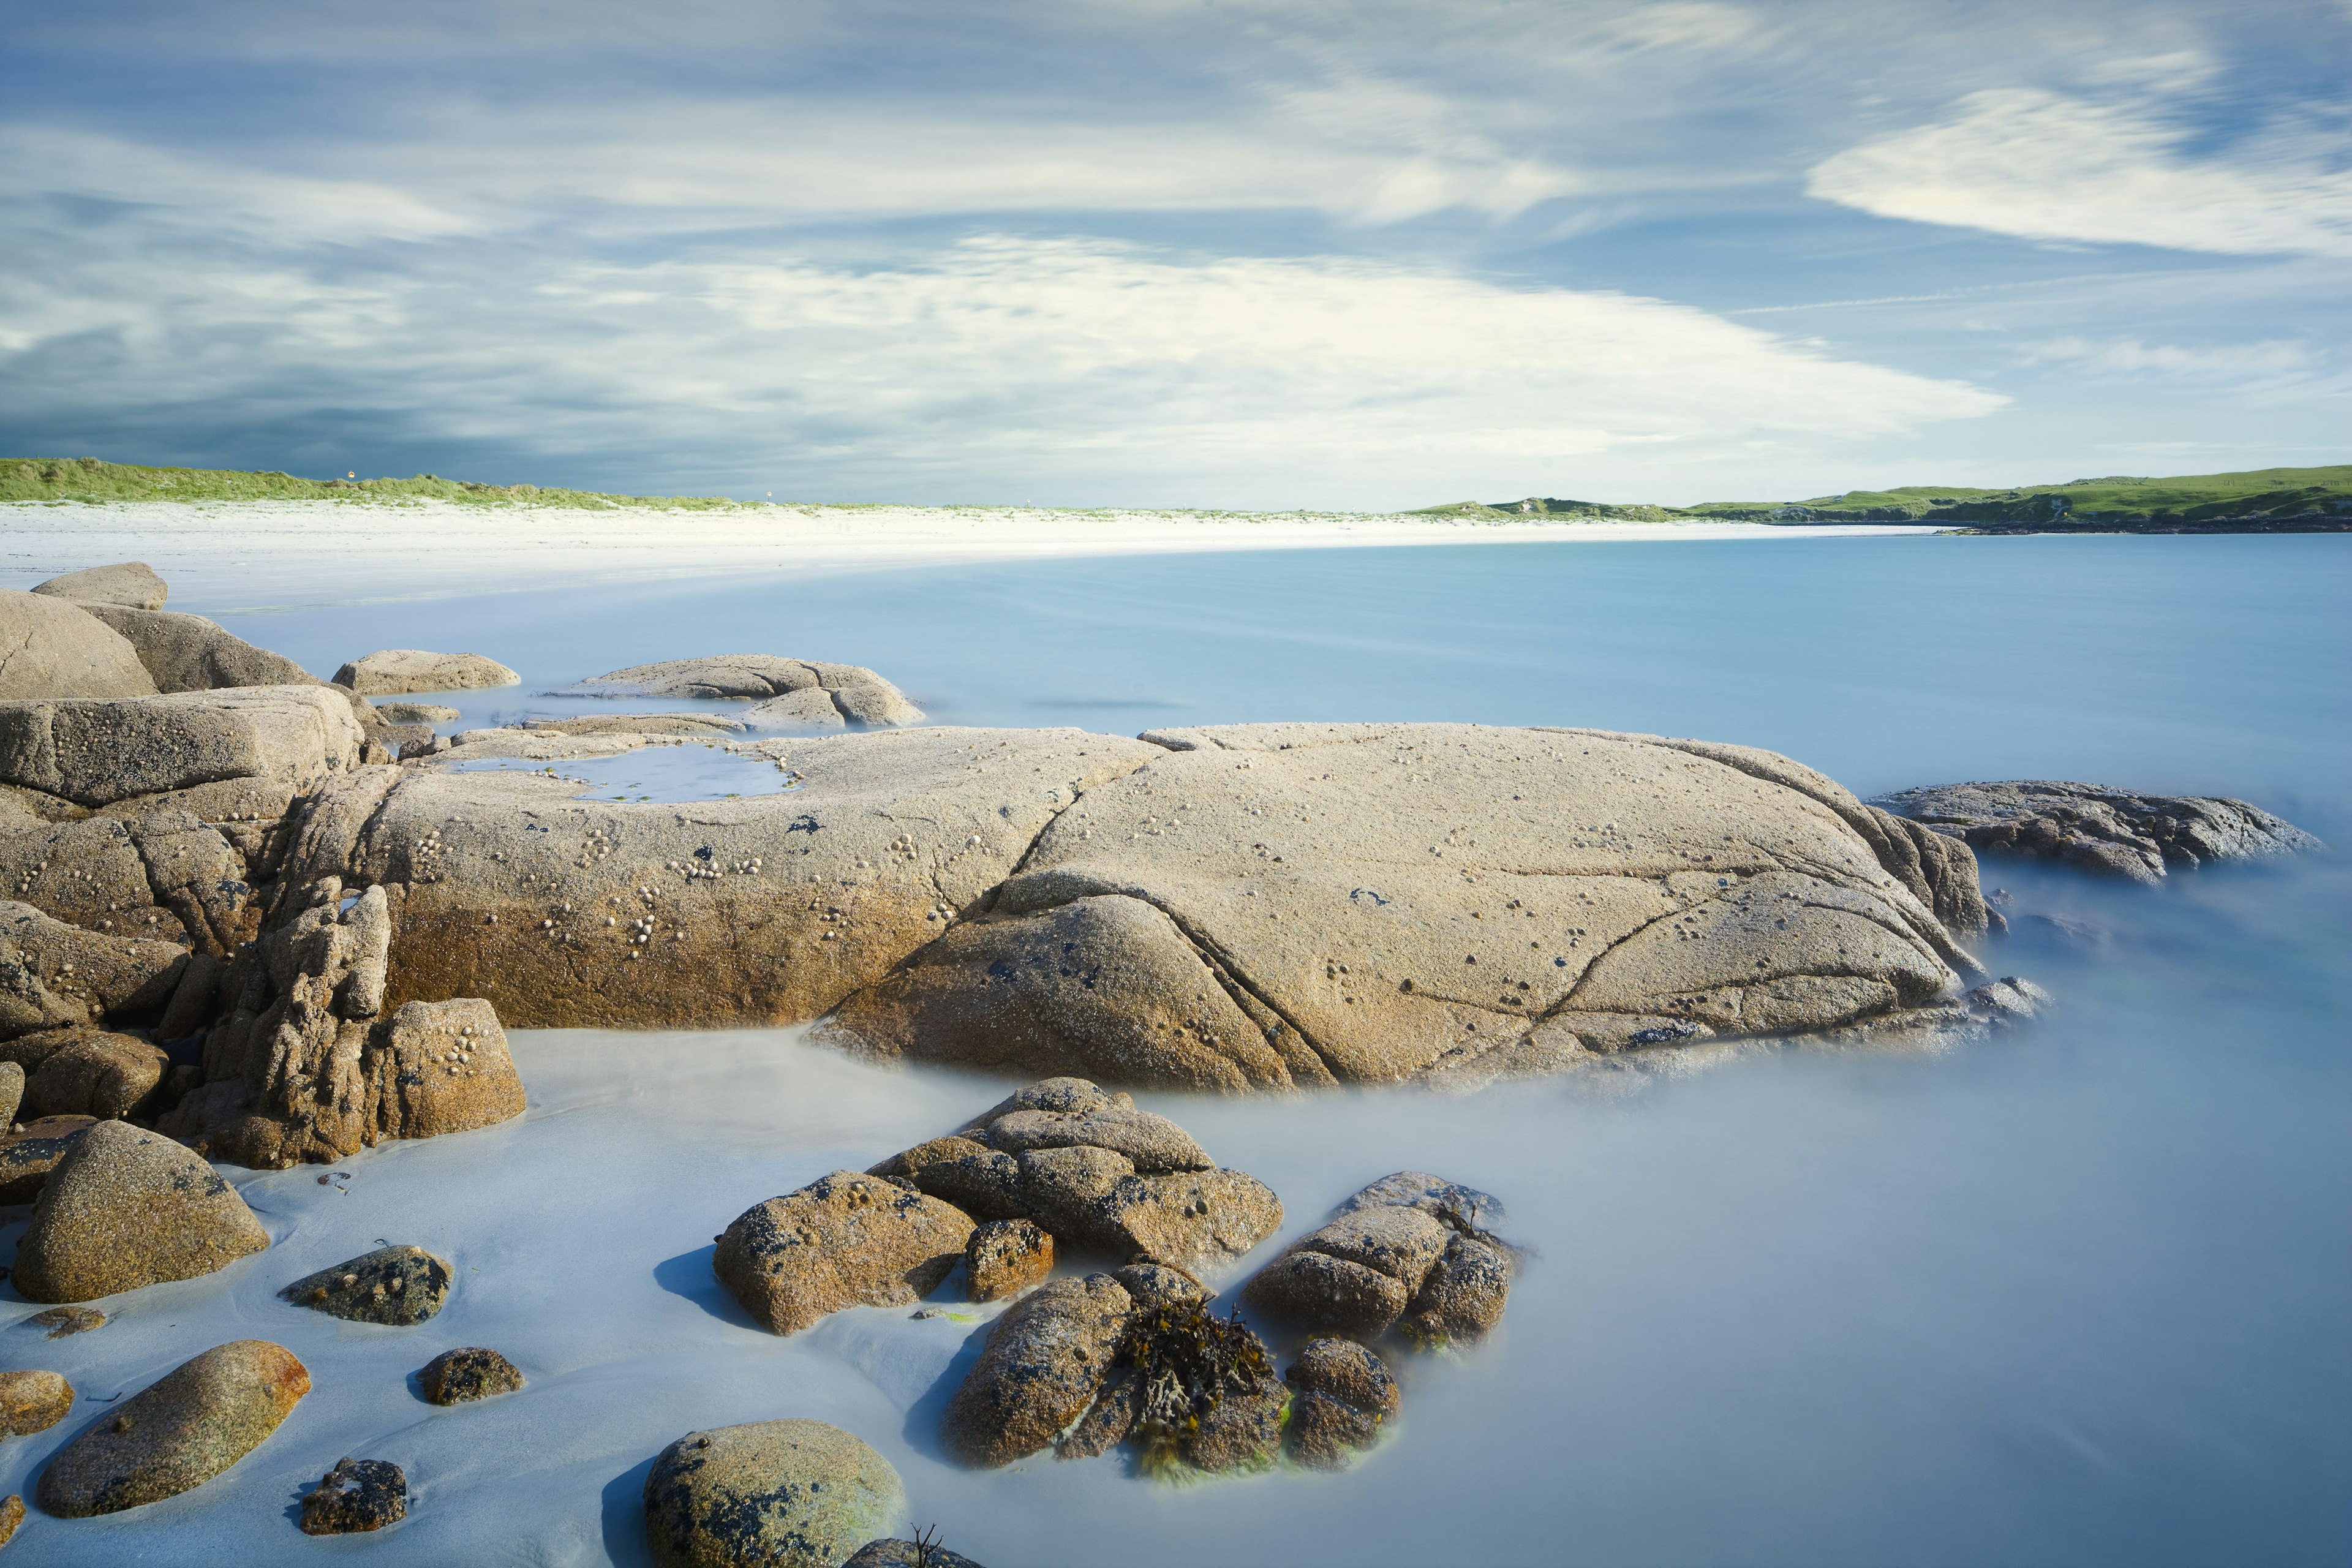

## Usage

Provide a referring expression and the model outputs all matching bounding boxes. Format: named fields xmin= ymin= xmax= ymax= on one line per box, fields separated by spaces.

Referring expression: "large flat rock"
xmin=825 ymin=723 xmax=1983 ymax=1087
xmin=0 ymin=686 xmax=365 ymax=807
xmin=0 ymin=590 xmax=157 ymax=701
xmin=284 ymin=727 xmax=1162 ymax=1027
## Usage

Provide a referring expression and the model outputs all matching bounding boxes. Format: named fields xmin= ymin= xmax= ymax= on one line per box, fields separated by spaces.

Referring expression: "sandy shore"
xmin=0 ymin=499 xmax=1934 ymax=612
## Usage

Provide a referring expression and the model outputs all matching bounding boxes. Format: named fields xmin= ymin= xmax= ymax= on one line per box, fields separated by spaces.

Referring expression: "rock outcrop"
xmin=870 ymin=1077 xmax=1280 ymax=1272
xmin=300 ymin=1457 xmax=407 ymax=1534
xmin=31 ymin=562 xmax=167 ymax=611
xmin=73 ymin=605 xmax=314 ymax=694
xmin=11 ymin=1027 xmax=169 ymax=1119
xmin=0 ymin=591 xmax=157 ymax=701
xmin=0 ymin=808 xmax=255 ymax=955
xmin=159 ymin=878 xmax=523 ymax=1167
xmin=0 ymin=685 xmax=364 ymax=808
xmin=279 ymin=727 xmax=1160 ymax=1028
xmin=1242 ymin=1171 xmax=1515 ymax=1348
xmin=1875 ymin=781 xmax=2323 ymax=886
xmin=573 ymin=655 xmax=924 ymax=729
xmin=0 ymin=1370 xmax=74 ymax=1437
xmin=10 ymin=1120 xmax=271 ymax=1302
xmin=36 ymin=1340 xmax=308 ymax=1517
xmin=417 ymin=1347 xmax=523 ymax=1404
xmin=826 ymin=723 xmax=1988 ymax=1089
xmin=940 ymin=1273 xmax=1134 ymax=1468
xmin=713 ymin=1170 xmax=976 ymax=1335
xmin=334 ymin=650 xmax=519 ymax=695
xmin=964 ymin=1218 xmax=1052 ymax=1302
xmin=643 ymin=1419 xmax=906 ymax=1568
xmin=281 ymin=1244 xmax=453 ymax=1325
xmin=1283 ymin=1338 xmax=1399 ymax=1469
xmin=1 ymin=902 xmax=190 ymax=1041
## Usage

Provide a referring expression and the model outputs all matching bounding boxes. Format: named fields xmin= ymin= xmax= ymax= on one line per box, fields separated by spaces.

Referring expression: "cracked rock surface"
xmin=283 ymin=727 xmax=1160 ymax=1028
xmin=1875 ymin=780 xmax=2323 ymax=886
xmin=0 ymin=685 xmax=366 ymax=809
xmin=828 ymin=723 xmax=1988 ymax=1089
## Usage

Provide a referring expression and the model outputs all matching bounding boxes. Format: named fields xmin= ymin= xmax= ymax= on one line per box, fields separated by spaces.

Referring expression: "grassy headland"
xmin=1 ymin=456 xmax=758 ymax=510
xmin=1421 ymin=466 xmax=2352 ymax=532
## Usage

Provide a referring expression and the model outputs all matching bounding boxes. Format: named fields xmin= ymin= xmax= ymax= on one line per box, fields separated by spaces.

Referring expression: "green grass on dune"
xmin=1420 ymin=466 xmax=2352 ymax=527
xmin=0 ymin=456 xmax=760 ymax=510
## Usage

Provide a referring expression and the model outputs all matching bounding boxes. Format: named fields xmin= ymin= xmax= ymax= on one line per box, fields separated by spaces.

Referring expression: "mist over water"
xmin=6 ymin=535 xmax=2341 ymax=1564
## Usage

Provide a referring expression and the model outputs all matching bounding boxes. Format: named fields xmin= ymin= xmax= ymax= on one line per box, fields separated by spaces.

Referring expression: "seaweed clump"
xmin=1121 ymin=1299 xmax=1287 ymax=1479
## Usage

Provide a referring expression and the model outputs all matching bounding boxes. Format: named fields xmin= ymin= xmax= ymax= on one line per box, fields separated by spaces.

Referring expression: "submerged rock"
xmin=826 ymin=723 xmax=1988 ymax=1090
xmin=1283 ymin=1338 xmax=1400 ymax=1469
xmin=0 ymin=1370 xmax=74 ymax=1436
xmin=417 ymin=1347 xmax=523 ymax=1405
xmin=643 ymin=1419 xmax=906 ymax=1568
xmin=1242 ymin=1171 xmax=1516 ymax=1348
xmin=300 ymin=1456 xmax=407 ymax=1535
xmin=573 ymin=655 xmax=923 ymax=728
xmin=0 ymin=590 xmax=157 ymax=701
xmin=334 ymin=650 xmax=519 ymax=695
xmin=964 ymin=1218 xmax=1052 ymax=1303
xmin=31 ymin=562 xmax=167 ymax=612
xmin=940 ymin=1273 xmax=1134 ymax=1468
xmin=371 ymin=702 xmax=460 ymax=725
xmin=715 ymin=1170 xmax=976 ymax=1335
xmin=1875 ymin=780 xmax=2322 ymax=886
xmin=10 ymin=1120 xmax=270 ymax=1303
xmin=36 ymin=1340 xmax=309 ymax=1517
xmin=280 ymin=1245 xmax=453 ymax=1325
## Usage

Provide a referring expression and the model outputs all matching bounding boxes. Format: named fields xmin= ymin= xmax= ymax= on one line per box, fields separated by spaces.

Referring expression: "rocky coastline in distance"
xmin=0 ymin=557 xmax=2329 ymax=1561
xmin=1419 ymin=462 xmax=2352 ymax=533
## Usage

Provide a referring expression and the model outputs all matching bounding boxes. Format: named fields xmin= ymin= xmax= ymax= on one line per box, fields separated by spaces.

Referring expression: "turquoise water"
xmin=34 ymin=535 xmax=2349 ymax=1566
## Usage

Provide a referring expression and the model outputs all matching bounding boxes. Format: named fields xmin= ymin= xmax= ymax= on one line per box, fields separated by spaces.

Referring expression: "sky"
xmin=1 ymin=0 xmax=2346 ymax=509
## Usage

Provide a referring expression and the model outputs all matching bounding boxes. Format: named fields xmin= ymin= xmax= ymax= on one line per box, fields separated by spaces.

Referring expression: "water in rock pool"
xmin=4 ymin=533 xmax=2345 ymax=1566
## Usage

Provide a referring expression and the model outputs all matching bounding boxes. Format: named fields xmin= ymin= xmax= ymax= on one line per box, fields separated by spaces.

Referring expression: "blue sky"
xmin=1 ymin=0 xmax=2345 ymax=508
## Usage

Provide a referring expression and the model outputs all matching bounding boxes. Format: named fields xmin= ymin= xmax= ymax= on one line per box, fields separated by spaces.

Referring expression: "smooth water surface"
xmin=2 ymin=533 xmax=2343 ymax=1566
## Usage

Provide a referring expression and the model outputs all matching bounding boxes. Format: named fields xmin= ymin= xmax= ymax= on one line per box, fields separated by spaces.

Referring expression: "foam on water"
xmin=0 ymin=532 xmax=2343 ymax=1564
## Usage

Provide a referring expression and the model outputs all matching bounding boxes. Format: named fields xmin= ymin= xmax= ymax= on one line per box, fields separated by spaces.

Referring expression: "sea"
xmin=2 ymin=529 xmax=2345 ymax=1566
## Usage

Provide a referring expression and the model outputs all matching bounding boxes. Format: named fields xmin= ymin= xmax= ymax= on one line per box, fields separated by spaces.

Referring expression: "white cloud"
xmin=0 ymin=230 xmax=2005 ymax=502
xmin=0 ymin=127 xmax=478 ymax=244
xmin=1808 ymin=84 xmax=2352 ymax=257
xmin=2013 ymin=336 xmax=2342 ymax=398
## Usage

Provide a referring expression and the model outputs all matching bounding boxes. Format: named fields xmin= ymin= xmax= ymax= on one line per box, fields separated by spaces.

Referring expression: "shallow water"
xmin=443 ymin=743 xmax=799 ymax=803
xmin=2 ymin=533 xmax=2345 ymax=1565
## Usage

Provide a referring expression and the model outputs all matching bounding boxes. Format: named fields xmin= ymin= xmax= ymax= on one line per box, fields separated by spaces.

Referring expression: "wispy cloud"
xmin=1808 ymin=70 xmax=2352 ymax=257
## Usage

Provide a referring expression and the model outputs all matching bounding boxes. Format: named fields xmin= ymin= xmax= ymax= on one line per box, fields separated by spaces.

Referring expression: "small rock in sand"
xmin=280 ymin=1245 xmax=453 ymax=1326
xmin=334 ymin=650 xmax=519 ymax=696
xmin=417 ymin=1347 xmax=524 ymax=1406
xmin=36 ymin=1340 xmax=309 ymax=1517
xmin=644 ymin=1419 xmax=907 ymax=1568
xmin=300 ymin=1457 xmax=407 ymax=1534
xmin=10 ymin=1120 xmax=270 ymax=1303
xmin=0 ymin=1370 xmax=74 ymax=1436
xmin=24 ymin=1308 xmax=104 ymax=1340
xmin=963 ymin=1218 xmax=1052 ymax=1303
xmin=0 ymin=1493 xmax=20 ymax=1546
